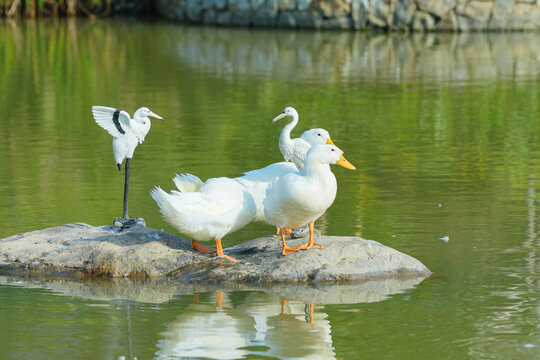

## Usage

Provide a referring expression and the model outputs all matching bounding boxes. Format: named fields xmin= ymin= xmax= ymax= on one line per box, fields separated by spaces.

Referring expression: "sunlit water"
xmin=0 ymin=19 xmax=539 ymax=359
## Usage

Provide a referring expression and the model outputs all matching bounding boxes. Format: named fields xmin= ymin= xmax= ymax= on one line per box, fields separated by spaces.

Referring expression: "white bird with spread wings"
xmin=92 ymin=106 xmax=164 ymax=223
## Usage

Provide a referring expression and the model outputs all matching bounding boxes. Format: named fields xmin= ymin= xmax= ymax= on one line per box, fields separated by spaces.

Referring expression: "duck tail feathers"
xmin=173 ymin=173 xmax=203 ymax=193
xmin=150 ymin=186 xmax=178 ymax=223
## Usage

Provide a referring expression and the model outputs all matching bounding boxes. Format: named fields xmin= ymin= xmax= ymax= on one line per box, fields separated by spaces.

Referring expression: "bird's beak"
xmin=270 ymin=112 xmax=286 ymax=124
xmin=336 ymin=153 xmax=356 ymax=170
xmin=326 ymin=138 xmax=335 ymax=145
xmin=148 ymin=111 xmax=165 ymax=121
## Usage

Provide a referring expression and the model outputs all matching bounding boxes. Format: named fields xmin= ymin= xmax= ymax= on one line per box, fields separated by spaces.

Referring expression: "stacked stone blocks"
xmin=157 ymin=0 xmax=540 ymax=31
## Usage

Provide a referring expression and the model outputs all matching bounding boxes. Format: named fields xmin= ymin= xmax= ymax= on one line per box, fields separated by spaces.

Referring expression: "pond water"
xmin=1 ymin=19 xmax=539 ymax=359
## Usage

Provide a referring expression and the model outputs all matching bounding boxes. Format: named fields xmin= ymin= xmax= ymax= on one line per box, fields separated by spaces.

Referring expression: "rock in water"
xmin=0 ymin=223 xmax=431 ymax=282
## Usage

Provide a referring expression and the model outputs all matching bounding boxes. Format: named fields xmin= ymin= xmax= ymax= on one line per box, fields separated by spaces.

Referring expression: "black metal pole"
xmin=123 ymin=158 xmax=130 ymax=219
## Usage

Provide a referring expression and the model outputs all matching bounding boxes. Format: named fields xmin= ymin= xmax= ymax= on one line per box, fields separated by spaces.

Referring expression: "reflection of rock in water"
xmin=0 ymin=274 xmax=426 ymax=305
xmin=169 ymin=28 xmax=540 ymax=85
xmin=259 ymin=277 xmax=427 ymax=304
xmin=155 ymin=292 xmax=336 ymax=360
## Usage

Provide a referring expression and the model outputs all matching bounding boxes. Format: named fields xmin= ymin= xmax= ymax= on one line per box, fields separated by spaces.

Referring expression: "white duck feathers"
xmin=234 ymin=162 xmax=298 ymax=223
xmin=151 ymin=175 xmax=256 ymax=242
xmin=263 ymin=144 xmax=343 ymax=230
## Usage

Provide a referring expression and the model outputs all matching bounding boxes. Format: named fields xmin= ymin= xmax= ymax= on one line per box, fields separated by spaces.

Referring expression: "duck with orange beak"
xmin=263 ymin=144 xmax=355 ymax=255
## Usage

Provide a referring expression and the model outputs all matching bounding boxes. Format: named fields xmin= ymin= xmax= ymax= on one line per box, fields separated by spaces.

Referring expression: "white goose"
xmin=263 ymin=144 xmax=355 ymax=255
xmin=92 ymin=106 xmax=164 ymax=221
xmin=271 ymin=107 xmax=334 ymax=171
xmin=150 ymin=174 xmax=256 ymax=262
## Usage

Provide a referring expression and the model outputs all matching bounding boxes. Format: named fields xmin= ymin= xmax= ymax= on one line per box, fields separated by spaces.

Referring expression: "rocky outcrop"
xmin=0 ymin=223 xmax=431 ymax=283
xmin=156 ymin=0 xmax=540 ymax=31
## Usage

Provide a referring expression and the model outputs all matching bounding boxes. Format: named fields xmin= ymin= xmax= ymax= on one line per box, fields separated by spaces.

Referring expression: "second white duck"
xmin=235 ymin=128 xmax=336 ymax=227
xmin=263 ymin=144 xmax=355 ymax=255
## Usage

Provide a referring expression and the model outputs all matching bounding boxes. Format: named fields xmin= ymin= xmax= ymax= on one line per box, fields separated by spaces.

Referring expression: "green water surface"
xmin=0 ymin=19 xmax=539 ymax=359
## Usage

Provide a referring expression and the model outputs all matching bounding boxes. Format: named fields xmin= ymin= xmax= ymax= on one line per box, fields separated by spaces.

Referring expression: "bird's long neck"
xmin=132 ymin=113 xmax=145 ymax=125
xmin=279 ymin=113 xmax=298 ymax=158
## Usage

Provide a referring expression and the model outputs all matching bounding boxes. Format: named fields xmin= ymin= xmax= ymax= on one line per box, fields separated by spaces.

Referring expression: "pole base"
xmin=113 ymin=217 xmax=146 ymax=230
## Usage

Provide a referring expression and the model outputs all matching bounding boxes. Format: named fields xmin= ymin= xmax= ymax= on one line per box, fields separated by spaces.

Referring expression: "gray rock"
xmin=215 ymin=0 xmax=228 ymax=10
xmin=277 ymin=11 xmax=297 ymax=27
xmin=186 ymin=0 xmax=203 ymax=22
xmin=278 ymin=0 xmax=296 ymax=11
xmin=456 ymin=0 xmax=493 ymax=31
xmin=0 ymin=223 xmax=431 ymax=283
xmin=413 ymin=10 xmax=435 ymax=31
xmin=393 ymin=0 xmax=415 ymax=29
xmin=202 ymin=0 xmax=215 ymax=10
xmin=293 ymin=10 xmax=324 ymax=28
xmin=229 ymin=0 xmax=252 ymax=25
xmin=314 ymin=0 xmax=351 ymax=18
xmin=203 ymin=7 xmax=217 ymax=23
xmin=351 ymin=0 xmax=369 ymax=30
xmin=489 ymin=0 xmax=515 ymax=31
xmin=321 ymin=16 xmax=352 ymax=29
xmin=506 ymin=3 xmax=540 ymax=30
xmin=253 ymin=0 xmax=278 ymax=26
xmin=216 ymin=10 xmax=232 ymax=24
xmin=437 ymin=9 xmax=458 ymax=31
xmin=297 ymin=0 xmax=312 ymax=11
xmin=416 ymin=0 xmax=456 ymax=17
xmin=369 ymin=0 xmax=390 ymax=28
xmin=157 ymin=0 xmax=186 ymax=20
xmin=250 ymin=0 xmax=266 ymax=11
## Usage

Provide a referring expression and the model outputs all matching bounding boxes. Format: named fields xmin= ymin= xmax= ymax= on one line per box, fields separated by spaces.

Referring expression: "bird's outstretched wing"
xmin=92 ymin=106 xmax=132 ymax=138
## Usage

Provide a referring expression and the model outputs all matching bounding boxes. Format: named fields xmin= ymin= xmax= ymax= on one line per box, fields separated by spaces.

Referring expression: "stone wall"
xmin=156 ymin=0 xmax=540 ymax=31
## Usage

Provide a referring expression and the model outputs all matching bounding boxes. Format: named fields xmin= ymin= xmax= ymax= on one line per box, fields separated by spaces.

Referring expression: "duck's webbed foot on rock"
xmin=192 ymin=240 xmax=216 ymax=254
xmin=296 ymin=222 xmax=323 ymax=251
xmin=215 ymin=239 xmax=238 ymax=263
xmin=296 ymin=240 xmax=323 ymax=251
xmin=279 ymin=229 xmax=300 ymax=256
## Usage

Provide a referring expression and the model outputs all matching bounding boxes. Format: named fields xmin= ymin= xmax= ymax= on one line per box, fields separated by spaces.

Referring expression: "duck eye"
xmin=331 ymin=148 xmax=335 ymax=151
xmin=318 ymin=133 xmax=321 ymax=136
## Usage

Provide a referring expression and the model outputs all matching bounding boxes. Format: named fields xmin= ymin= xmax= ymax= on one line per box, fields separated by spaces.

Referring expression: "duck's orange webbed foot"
xmin=279 ymin=229 xmax=300 ymax=256
xmin=296 ymin=222 xmax=323 ymax=251
xmin=282 ymin=245 xmax=301 ymax=256
xmin=215 ymin=239 xmax=238 ymax=263
xmin=297 ymin=241 xmax=323 ymax=251
xmin=192 ymin=240 xmax=216 ymax=254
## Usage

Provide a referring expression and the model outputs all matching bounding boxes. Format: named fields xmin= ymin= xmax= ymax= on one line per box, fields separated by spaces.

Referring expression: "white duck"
xmin=92 ymin=106 xmax=164 ymax=221
xmin=235 ymin=128 xmax=336 ymax=227
xmin=150 ymin=174 xmax=256 ymax=262
xmin=263 ymin=144 xmax=355 ymax=255
xmin=271 ymin=107 xmax=334 ymax=171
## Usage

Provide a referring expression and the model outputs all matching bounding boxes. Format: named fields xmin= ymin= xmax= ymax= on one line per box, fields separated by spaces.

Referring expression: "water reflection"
xmin=156 ymin=292 xmax=335 ymax=359
xmin=165 ymin=27 xmax=540 ymax=84
xmin=0 ymin=275 xmax=425 ymax=359
xmin=0 ymin=275 xmax=425 ymax=304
